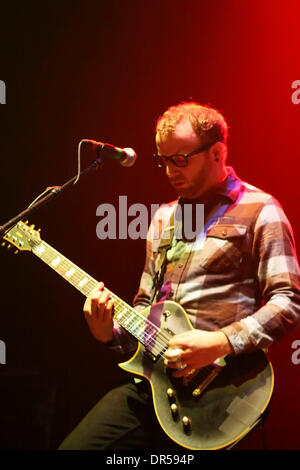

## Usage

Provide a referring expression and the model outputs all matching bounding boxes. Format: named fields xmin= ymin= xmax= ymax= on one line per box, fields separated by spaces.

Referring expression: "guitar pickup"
xmin=143 ymin=348 xmax=160 ymax=363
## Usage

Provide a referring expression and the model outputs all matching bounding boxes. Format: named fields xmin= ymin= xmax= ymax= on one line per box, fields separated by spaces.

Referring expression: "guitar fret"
xmin=83 ymin=279 xmax=97 ymax=293
xmin=51 ymin=256 xmax=61 ymax=267
xmin=65 ymin=267 xmax=76 ymax=278
xmin=115 ymin=308 xmax=128 ymax=322
xmin=130 ymin=318 xmax=144 ymax=333
xmin=114 ymin=306 xmax=153 ymax=346
xmin=78 ymin=277 xmax=88 ymax=288
xmin=35 ymin=244 xmax=46 ymax=256
xmin=122 ymin=313 xmax=135 ymax=327
xmin=145 ymin=323 xmax=157 ymax=337
xmin=127 ymin=319 xmax=144 ymax=336
xmin=59 ymin=259 xmax=70 ymax=271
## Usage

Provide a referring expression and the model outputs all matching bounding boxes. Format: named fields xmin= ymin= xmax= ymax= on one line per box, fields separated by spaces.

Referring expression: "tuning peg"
xmin=30 ymin=224 xmax=35 ymax=229
xmin=1 ymin=241 xmax=6 ymax=247
xmin=7 ymin=244 xmax=12 ymax=250
xmin=14 ymin=249 xmax=19 ymax=255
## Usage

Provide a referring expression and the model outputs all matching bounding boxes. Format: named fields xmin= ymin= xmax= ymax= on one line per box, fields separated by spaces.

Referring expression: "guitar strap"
xmin=150 ymin=208 xmax=175 ymax=303
xmin=150 ymin=196 xmax=232 ymax=304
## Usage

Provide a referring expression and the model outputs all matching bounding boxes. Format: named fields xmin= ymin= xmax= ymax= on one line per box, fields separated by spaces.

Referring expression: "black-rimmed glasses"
xmin=152 ymin=141 xmax=216 ymax=168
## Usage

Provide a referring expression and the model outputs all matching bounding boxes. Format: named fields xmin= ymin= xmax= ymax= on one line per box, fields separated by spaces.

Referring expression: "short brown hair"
xmin=156 ymin=102 xmax=228 ymax=145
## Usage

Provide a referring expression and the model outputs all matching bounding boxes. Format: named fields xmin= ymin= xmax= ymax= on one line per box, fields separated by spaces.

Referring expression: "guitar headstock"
xmin=1 ymin=221 xmax=41 ymax=254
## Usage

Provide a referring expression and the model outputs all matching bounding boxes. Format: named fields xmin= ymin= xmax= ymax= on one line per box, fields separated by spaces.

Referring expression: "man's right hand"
xmin=83 ymin=282 xmax=114 ymax=343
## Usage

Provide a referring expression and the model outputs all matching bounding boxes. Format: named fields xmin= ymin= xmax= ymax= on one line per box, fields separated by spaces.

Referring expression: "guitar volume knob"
xmin=182 ymin=416 xmax=191 ymax=433
xmin=167 ymin=388 xmax=175 ymax=402
xmin=170 ymin=403 xmax=179 ymax=421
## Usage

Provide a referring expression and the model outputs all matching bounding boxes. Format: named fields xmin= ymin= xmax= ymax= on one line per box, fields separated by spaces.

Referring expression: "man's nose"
xmin=166 ymin=163 xmax=181 ymax=177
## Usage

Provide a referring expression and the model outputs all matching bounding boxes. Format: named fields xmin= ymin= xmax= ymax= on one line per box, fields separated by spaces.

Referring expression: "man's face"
xmin=155 ymin=118 xmax=219 ymax=199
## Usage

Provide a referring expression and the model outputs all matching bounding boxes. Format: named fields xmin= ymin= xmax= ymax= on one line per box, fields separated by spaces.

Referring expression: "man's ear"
xmin=212 ymin=142 xmax=227 ymax=163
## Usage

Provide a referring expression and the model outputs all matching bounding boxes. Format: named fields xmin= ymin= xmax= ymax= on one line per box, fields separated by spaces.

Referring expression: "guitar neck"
xmin=32 ymin=240 xmax=99 ymax=296
xmin=31 ymin=239 xmax=159 ymax=348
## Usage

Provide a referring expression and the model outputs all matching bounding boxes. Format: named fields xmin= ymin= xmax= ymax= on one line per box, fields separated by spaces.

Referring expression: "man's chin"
xmin=171 ymin=181 xmax=203 ymax=199
xmin=175 ymin=187 xmax=199 ymax=199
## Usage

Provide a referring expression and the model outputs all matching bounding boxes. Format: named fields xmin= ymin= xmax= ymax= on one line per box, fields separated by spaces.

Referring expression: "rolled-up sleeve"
xmin=222 ymin=196 xmax=300 ymax=353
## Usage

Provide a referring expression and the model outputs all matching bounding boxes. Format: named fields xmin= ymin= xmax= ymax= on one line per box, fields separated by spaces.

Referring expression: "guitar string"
xmin=34 ymin=243 xmax=218 ymax=375
xmin=11 ymin=227 xmax=217 ymax=381
xmin=32 ymin=240 xmax=173 ymax=356
xmin=29 ymin=236 xmax=170 ymax=349
xmin=31 ymin=239 xmax=216 ymax=373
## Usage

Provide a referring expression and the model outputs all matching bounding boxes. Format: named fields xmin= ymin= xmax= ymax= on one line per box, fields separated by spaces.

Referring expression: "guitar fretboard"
xmin=31 ymin=239 xmax=170 ymax=357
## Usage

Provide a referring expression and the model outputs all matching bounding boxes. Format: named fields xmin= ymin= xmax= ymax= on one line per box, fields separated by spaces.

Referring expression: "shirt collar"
xmin=178 ymin=166 xmax=242 ymax=207
xmin=215 ymin=166 xmax=242 ymax=203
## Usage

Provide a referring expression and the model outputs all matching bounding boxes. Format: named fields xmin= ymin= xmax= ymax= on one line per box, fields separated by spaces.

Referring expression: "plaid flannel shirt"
xmin=110 ymin=167 xmax=300 ymax=355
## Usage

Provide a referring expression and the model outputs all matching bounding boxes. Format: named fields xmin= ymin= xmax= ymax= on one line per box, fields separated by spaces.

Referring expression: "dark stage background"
xmin=0 ymin=0 xmax=300 ymax=450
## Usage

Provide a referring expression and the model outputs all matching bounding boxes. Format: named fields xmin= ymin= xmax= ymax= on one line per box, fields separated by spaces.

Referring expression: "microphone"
xmin=83 ymin=139 xmax=137 ymax=167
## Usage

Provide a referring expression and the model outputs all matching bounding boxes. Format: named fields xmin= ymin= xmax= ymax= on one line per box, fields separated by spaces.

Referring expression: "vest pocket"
xmin=199 ymin=224 xmax=247 ymax=273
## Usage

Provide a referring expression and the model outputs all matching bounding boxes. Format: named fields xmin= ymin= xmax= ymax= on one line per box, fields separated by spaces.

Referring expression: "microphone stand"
xmin=0 ymin=151 xmax=105 ymax=238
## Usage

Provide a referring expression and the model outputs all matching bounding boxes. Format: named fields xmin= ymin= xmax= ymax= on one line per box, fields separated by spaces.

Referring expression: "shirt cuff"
xmin=221 ymin=322 xmax=253 ymax=354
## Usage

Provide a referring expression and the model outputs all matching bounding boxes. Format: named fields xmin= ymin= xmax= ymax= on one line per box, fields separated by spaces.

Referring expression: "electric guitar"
xmin=2 ymin=221 xmax=274 ymax=450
